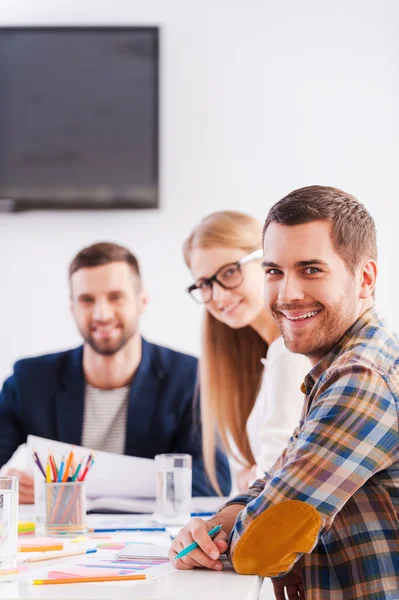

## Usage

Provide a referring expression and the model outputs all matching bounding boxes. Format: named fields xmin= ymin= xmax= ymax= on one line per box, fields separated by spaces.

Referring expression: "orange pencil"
xmin=62 ymin=446 xmax=75 ymax=482
xmin=33 ymin=574 xmax=147 ymax=585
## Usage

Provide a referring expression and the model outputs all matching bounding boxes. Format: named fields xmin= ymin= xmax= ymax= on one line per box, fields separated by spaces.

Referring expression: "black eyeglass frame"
xmin=186 ymin=249 xmax=263 ymax=304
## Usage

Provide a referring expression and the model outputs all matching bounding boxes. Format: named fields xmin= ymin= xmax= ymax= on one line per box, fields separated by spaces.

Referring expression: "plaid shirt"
xmin=226 ymin=308 xmax=399 ymax=599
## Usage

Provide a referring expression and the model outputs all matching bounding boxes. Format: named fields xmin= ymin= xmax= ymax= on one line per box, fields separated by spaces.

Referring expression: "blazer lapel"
xmin=54 ymin=346 xmax=85 ymax=445
xmin=124 ymin=338 xmax=164 ymax=457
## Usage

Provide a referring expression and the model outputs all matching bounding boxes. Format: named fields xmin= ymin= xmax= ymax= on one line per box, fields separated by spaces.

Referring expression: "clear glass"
xmin=44 ymin=482 xmax=87 ymax=537
xmin=0 ymin=477 xmax=19 ymax=569
xmin=34 ymin=468 xmax=46 ymax=524
xmin=155 ymin=453 xmax=192 ymax=525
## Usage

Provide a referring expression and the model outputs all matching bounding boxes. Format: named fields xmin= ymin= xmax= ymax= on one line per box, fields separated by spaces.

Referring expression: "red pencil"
xmin=48 ymin=453 xmax=58 ymax=482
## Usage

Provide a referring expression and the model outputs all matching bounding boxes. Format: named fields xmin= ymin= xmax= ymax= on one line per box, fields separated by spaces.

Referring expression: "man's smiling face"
xmin=262 ymin=220 xmax=367 ymax=364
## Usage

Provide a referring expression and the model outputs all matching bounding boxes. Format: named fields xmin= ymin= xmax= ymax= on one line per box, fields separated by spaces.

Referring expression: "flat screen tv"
xmin=0 ymin=27 xmax=159 ymax=211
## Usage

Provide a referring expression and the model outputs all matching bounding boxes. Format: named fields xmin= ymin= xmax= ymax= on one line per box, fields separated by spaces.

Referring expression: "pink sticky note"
xmin=18 ymin=537 xmax=63 ymax=550
xmin=48 ymin=567 xmax=132 ymax=578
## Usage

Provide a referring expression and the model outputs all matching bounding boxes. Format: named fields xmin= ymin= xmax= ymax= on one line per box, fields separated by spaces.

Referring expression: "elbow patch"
xmin=232 ymin=500 xmax=321 ymax=577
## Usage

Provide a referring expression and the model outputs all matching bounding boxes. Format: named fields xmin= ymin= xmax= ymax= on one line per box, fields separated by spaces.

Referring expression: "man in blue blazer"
xmin=0 ymin=242 xmax=231 ymax=503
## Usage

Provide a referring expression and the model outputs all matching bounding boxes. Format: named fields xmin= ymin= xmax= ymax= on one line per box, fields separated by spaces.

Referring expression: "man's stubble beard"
xmin=271 ymin=285 xmax=356 ymax=361
xmin=82 ymin=320 xmax=138 ymax=357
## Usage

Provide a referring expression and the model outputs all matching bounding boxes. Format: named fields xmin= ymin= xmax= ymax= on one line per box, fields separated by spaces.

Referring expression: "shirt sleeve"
xmin=252 ymin=346 xmax=308 ymax=474
xmin=228 ymin=365 xmax=399 ymax=578
xmin=0 ymin=375 xmax=25 ymax=469
xmin=221 ymin=425 xmax=301 ymax=509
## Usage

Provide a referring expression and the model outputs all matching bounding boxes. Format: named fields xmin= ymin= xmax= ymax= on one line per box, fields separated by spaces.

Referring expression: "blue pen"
xmin=175 ymin=525 xmax=223 ymax=560
xmin=89 ymin=527 xmax=167 ymax=533
xmin=190 ymin=512 xmax=215 ymax=517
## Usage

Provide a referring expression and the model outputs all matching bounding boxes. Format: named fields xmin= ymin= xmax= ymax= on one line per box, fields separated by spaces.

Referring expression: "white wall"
xmin=1 ymin=0 xmax=399 ymax=382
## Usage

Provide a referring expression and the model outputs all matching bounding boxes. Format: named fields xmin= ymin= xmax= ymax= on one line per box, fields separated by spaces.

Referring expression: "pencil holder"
xmin=45 ymin=481 xmax=87 ymax=537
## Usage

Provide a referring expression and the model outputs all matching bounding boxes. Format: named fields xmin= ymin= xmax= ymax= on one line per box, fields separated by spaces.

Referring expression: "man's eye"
xmin=265 ymin=269 xmax=282 ymax=276
xmin=80 ymin=297 xmax=93 ymax=304
xmin=304 ymin=267 xmax=321 ymax=275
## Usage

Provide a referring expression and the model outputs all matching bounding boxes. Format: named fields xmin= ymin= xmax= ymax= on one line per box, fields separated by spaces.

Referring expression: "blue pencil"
xmin=89 ymin=527 xmax=167 ymax=533
xmin=175 ymin=525 xmax=223 ymax=560
xmin=57 ymin=455 xmax=65 ymax=482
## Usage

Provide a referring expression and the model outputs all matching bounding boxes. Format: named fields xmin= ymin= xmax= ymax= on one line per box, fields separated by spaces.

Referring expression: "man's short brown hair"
xmin=263 ymin=185 xmax=377 ymax=274
xmin=69 ymin=242 xmax=141 ymax=280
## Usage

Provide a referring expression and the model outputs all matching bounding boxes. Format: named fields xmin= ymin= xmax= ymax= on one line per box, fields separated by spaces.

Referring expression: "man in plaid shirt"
xmin=170 ymin=185 xmax=399 ymax=599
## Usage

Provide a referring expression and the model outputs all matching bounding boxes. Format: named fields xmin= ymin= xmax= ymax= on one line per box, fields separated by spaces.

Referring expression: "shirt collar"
xmin=303 ymin=306 xmax=384 ymax=393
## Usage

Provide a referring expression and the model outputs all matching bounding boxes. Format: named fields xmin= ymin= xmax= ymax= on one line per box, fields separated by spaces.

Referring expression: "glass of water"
xmin=0 ymin=476 xmax=19 ymax=569
xmin=155 ymin=454 xmax=192 ymax=525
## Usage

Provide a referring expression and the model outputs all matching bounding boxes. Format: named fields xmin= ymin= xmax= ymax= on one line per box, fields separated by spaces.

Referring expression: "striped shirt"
xmin=225 ymin=307 xmax=399 ymax=599
xmin=81 ymin=384 xmax=129 ymax=454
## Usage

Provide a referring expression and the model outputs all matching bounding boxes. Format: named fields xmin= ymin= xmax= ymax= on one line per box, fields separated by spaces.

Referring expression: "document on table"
xmin=27 ymin=435 xmax=156 ymax=512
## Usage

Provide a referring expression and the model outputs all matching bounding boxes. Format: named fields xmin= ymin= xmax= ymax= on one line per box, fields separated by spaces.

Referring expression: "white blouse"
xmin=246 ymin=336 xmax=310 ymax=477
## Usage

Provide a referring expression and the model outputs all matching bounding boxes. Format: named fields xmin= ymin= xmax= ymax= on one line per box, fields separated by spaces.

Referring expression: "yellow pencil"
xmin=33 ymin=574 xmax=147 ymax=585
xmin=45 ymin=461 xmax=52 ymax=483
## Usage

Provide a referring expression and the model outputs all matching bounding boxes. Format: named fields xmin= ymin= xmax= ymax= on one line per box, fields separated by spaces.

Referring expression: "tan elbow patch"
xmin=232 ymin=500 xmax=321 ymax=577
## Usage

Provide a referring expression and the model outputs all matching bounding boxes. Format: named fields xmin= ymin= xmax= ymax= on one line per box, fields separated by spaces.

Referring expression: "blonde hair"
xmin=183 ymin=211 xmax=267 ymax=494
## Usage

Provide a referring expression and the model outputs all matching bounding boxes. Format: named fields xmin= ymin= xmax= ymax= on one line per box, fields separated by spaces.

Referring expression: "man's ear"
xmin=138 ymin=288 xmax=149 ymax=314
xmin=359 ymin=259 xmax=377 ymax=299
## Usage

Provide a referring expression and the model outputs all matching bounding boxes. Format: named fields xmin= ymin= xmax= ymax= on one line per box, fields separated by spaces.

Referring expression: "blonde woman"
xmin=184 ymin=211 xmax=309 ymax=494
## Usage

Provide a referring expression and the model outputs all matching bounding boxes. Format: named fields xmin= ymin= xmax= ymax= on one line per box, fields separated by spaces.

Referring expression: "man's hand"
xmin=3 ymin=469 xmax=34 ymax=504
xmin=168 ymin=504 xmax=243 ymax=571
xmin=272 ymin=561 xmax=305 ymax=600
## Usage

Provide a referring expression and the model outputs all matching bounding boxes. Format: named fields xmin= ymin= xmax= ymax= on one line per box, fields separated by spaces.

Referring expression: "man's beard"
xmin=271 ymin=289 xmax=355 ymax=361
xmin=82 ymin=323 xmax=137 ymax=356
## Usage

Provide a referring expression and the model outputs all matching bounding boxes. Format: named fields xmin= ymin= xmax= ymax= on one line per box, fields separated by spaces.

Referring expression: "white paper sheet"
xmin=27 ymin=435 xmax=156 ymax=499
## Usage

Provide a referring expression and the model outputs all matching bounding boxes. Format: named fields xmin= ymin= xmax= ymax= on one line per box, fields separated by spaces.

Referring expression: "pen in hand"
xmin=174 ymin=524 xmax=223 ymax=560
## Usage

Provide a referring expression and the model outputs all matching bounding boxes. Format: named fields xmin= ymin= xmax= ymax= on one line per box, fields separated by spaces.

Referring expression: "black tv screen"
xmin=0 ymin=27 xmax=159 ymax=211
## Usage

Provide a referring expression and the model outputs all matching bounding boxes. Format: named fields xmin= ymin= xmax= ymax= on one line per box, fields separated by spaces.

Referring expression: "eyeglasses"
xmin=187 ymin=249 xmax=263 ymax=304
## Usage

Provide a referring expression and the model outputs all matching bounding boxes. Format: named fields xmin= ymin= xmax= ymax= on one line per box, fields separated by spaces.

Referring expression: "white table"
xmin=1 ymin=509 xmax=266 ymax=600
xmin=1 ymin=569 xmax=263 ymax=600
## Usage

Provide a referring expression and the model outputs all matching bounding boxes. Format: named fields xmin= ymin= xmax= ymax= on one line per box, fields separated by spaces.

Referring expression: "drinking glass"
xmin=155 ymin=454 xmax=192 ymax=525
xmin=0 ymin=477 xmax=19 ymax=569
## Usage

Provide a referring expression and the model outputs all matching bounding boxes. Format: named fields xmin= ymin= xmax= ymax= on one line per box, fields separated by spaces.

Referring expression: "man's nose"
xmin=278 ymin=274 xmax=305 ymax=304
xmin=92 ymin=300 xmax=113 ymax=321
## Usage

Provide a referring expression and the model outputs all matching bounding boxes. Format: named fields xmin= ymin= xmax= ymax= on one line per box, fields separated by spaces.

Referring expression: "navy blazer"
xmin=0 ymin=339 xmax=231 ymax=496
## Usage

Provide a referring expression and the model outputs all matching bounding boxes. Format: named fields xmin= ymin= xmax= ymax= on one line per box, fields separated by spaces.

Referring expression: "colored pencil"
xmin=175 ymin=524 xmax=223 ymax=560
xmin=32 ymin=574 xmax=147 ymax=585
xmin=57 ymin=455 xmax=65 ymax=482
xmin=71 ymin=457 xmax=84 ymax=482
xmin=79 ymin=454 xmax=94 ymax=481
xmin=45 ymin=461 xmax=52 ymax=483
xmin=32 ymin=449 xmax=46 ymax=479
xmin=24 ymin=548 xmax=97 ymax=563
xmin=49 ymin=453 xmax=58 ymax=482
xmin=62 ymin=446 xmax=75 ymax=483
